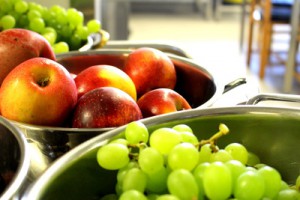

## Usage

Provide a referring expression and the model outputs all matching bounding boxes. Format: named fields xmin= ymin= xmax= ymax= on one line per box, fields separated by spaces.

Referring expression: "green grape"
xmin=203 ymin=161 xmax=232 ymax=200
xmin=225 ymin=143 xmax=248 ymax=165
xmin=178 ymin=131 xmax=198 ymax=144
xmin=100 ymin=194 xmax=118 ymax=200
xmin=69 ymin=33 xmax=82 ymax=50
xmin=115 ymin=181 xmax=123 ymax=196
xmin=27 ymin=9 xmax=41 ymax=21
xmin=296 ymin=175 xmax=300 ymax=191
xmin=9 ymin=10 xmax=20 ymax=21
xmin=234 ymin=170 xmax=265 ymax=200
xmin=167 ymin=169 xmax=199 ymax=200
xmin=41 ymin=27 xmax=57 ymax=44
xmin=56 ymin=12 xmax=68 ymax=26
xmin=147 ymin=194 xmax=159 ymax=200
xmin=0 ymin=0 xmax=103 ymax=50
xmin=145 ymin=166 xmax=168 ymax=194
xmin=28 ymin=2 xmax=44 ymax=14
xmin=50 ymin=5 xmax=67 ymax=25
xmin=0 ymin=1 xmax=13 ymax=14
xmin=50 ymin=5 xmax=68 ymax=26
xmin=17 ymin=14 xmax=29 ymax=27
xmin=172 ymin=124 xmax=193 ymax=133
xmin=125 ymin=121 xmax=149 ymax=144
xmin=60 ymin=25 xmax=73 ymax=38
xmin=110 ymin=138 xmax=128 ymax=146
xmin=198 ymin=144 xmax=214 ymax=163
xmin=193 ymin=162 xmax=210 ymax=200
xmin=275 ymin=189 xmax=300 ymax=200
xmin=52 ymin=41 xmax=69 ymax=54
xmin=225 ymin=160 xmax=247 ymax=192
xmin=119 ymin=190 xmax=147 ymax=200
xmin=1 ymin=15 xmax=15 ymax=29
xmin=42 ymin=26 xmax=57 ymax=35
xmin=87 ymin=19 xmax=101 ymax=34
xmin=29 ymin=17 xmax=45 ymax=33
xmin=42 ymin=32 xmax=56 ymax=45
xmin=247 ymin=151 xmax=261 ymax=166
xmin=210 ymin=149 xmax=233 ymax=162
xmin=117 ymin=161 xmax=138 ymax=183
xmin=67 ymin=8 xmax=83 ymax=26
xmin=122 ymin=168 xmax=147 ymax=193
xmin=75 ymin=25 xmax=89 ymax=40
xmin=257 ymin=166 xmax=282 ymax=199
xmin=50 ymin=5 xmax=65 ymax=14
xmin=168 ymin=142 xmax=199 ymax=171
xmin=138 ymin=147 xmax=164 ymax=174
xmin=42 ymin=9 xmax=55 ymax=23
xmin=14 ymin=0 xmax=28 ymax=14
xmin=149 ymin=127 xmax=181 ymax=155
xmin=97 ymin=143 xmax=129 ymax=170
xmin=156 ymin=194 xmax=180 ymax=200
xmin=246 ymin=166 xmax=257 ymax=172
xmin=254 ymin=163 xmax=267 ymax=169
xmin=280 ymin=180 xmax=289 ymax=190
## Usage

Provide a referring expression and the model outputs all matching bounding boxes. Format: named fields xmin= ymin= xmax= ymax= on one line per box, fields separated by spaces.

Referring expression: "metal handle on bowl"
xmin=93 ymin=29 xmax=110 ymax=48
xmin=223 ymin=78 xmax=247 ymax=94
xmin=246 ymin=93 xmax=300 ymax=105
xmin=79 ymin=29 xmax=110 ymax=52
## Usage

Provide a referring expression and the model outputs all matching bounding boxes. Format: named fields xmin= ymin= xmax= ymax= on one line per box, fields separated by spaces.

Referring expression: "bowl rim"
xmin=22 ymin=105 xmax=300 ymax=199
xmin=11 ymin=49 xmax=224 ymax=132
xmin=0 ymin=116 xmax=31 ymax=200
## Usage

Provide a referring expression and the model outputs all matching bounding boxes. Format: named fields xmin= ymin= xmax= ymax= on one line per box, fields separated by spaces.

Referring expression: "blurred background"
xmin=26 ymin=0 xmax=300 ymax=96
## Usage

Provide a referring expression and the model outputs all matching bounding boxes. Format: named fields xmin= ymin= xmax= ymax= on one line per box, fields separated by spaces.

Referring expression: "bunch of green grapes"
xmin=0 ymin=0 xmax=101 ymax=53
xmin=97 ymin=121 xmax=300 ymax=200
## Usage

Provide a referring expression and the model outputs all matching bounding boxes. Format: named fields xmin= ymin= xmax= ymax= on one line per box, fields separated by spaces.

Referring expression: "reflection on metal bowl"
xmin=0 ymin=116 xmax=30 ymax=200
xmin=9 ymin=48 xmax=244 ymax=181
xmin=78 ymin=29 xmax=110 ymax=52
xmin=22 ymin=105 xmax=300 ymax=200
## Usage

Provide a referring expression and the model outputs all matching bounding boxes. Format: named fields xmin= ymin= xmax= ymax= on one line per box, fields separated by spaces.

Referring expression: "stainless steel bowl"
xmin=0 ymin=116 xmax=30 ymax=200
xmin=21 ymin=103 xmax=300 ymax=200
xmin=8 ymin=48 xmax=245 ymax=180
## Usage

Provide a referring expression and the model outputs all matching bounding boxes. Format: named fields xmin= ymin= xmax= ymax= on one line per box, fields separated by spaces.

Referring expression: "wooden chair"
xmin=284 ymin=0 xmax=300 ymax=92
xmin=246 ymin=0 xmax=293 ymax=79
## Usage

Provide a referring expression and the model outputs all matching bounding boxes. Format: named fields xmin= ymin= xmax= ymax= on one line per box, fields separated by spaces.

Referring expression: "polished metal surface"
xmin=0 ymin=117 xmax=30 ymax=200
xmin=102 ymin=40 xmax=193 ymax=58
xmin=22 ymin=105 xmax=300 ymax=199
xmin=247 ymin=92 xmax=300 ymax=105
xmin=7 ymin=48 xmax=245 ymax=183
xmin=78 ymin=30 xmax=110 ymax=51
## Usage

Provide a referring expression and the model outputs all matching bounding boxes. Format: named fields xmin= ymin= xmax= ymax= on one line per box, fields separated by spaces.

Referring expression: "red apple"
xmin=74 ymin=65 xmax=137 ymax=100
xmin=137 ymin=88 xmax=192 ymax=118
xmin=72 ymin=87 xmax=142 ymax=128
xmin=123 ymin=47 xmax=177 ymax=97
xmin=0 ymin=28 xmax=56 ymax=85
xmin=0 ymin=57 xmax=77 ymax=126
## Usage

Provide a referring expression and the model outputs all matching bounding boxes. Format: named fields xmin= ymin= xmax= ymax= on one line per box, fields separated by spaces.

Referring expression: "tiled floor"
xmin=127 ymin=11 xmax=300 ymax=101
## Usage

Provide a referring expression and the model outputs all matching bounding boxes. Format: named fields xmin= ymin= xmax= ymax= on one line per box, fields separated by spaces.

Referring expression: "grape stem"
xmin=196 ymin=123 xmax=230 ymax=152
xmin=128 ymin=142 xmax=148 ymax=160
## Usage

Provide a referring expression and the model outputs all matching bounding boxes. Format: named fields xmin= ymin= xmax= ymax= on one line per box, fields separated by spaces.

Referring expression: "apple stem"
xmin=37 ymin=77 xmax=50 ymax=87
